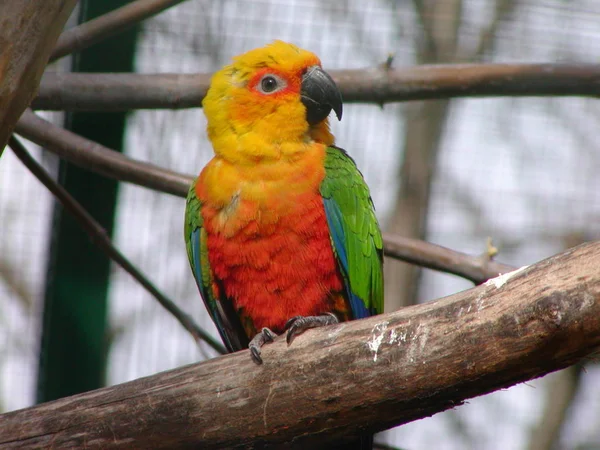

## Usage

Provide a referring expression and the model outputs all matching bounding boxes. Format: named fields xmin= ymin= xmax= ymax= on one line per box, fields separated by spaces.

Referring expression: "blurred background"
xmin=1 ymin=0 xmax=600 ymax=449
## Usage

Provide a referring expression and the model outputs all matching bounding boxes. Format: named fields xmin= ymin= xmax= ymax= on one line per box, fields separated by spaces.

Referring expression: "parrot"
xmin=184 ymin=40 xmax=383 ymax=448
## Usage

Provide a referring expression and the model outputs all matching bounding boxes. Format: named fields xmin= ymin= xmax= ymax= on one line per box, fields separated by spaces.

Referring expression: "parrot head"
xmin=202 ymin=40 xmax=343 ymax=162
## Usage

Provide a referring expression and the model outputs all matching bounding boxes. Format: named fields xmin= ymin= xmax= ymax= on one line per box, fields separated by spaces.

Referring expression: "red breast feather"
xmin=202 ymin=189 xmax=345 ymax=334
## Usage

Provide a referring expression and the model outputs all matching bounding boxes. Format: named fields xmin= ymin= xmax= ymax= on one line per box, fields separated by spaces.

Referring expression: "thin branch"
xmin=8 ymin=136 xmax=225 ymax=356
xmin=15 ymin=109 xmax=192 ymax=197
xmin=35 ymin=72 xmax=210 ymax=111
xmin=1 ymin=241 xmax=599 ymax=448
xmin=15 ymin=110 xmax=514 ymax=284
xmin=32 ymin=63 xmax=600 ymax=111
xmin=0 ymin=0 xmax=77 ymax=157
xmin=383 ymin=233 xmax=515 ymax=284
xmin=50 ymin=0 xmax=189 ymax=63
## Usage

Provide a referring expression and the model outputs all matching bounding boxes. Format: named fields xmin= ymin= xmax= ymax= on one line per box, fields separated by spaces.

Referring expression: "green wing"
xmin=320 ymin=146 xmax=384 ymax=317
xmin=184 ymin=179 xmax=248 ymax=352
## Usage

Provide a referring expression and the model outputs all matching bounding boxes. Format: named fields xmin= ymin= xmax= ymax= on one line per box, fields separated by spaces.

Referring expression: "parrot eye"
xmin=261 ymin=76 xmax=277 ymax=92
xmin=257 ymin=74 xmax=286 ymax=94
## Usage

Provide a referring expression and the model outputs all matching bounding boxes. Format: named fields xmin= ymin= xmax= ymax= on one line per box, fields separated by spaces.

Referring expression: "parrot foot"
xmin=284 ymin=313 xmax=339 ymax=345
xmin=249 ymin=327 xmax=278 ymax=365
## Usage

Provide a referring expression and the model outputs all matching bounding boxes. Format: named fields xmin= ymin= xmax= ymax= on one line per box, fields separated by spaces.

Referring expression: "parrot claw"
xmin=249 ymin=327 xmax=277 ymax=365
xmin=285 ymin=313 xmax=339 ymax=345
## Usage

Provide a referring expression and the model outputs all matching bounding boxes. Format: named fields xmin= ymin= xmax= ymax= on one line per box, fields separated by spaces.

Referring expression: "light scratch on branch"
xmin=263 ymin=382 xmax=275 ymax=430
xmin=484 ymin=265 xmax=529 ymax=289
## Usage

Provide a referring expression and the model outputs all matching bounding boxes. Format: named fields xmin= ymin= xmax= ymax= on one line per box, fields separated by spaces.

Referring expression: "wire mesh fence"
xmin=1 ymin=0 xmax=600 ymax=448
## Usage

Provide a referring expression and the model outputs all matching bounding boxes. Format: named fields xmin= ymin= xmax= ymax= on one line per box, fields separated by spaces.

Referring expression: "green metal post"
xmin=37 ymin=0 xmax=138 ymax=402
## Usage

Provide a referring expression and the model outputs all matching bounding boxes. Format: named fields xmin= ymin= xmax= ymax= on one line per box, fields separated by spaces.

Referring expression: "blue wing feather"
xmin=323 ymin=197 xmax=371 ymax=319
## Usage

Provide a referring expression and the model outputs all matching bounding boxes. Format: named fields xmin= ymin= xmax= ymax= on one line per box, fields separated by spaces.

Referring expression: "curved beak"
xmin=301 ymin=66 xmax=343 ymax=125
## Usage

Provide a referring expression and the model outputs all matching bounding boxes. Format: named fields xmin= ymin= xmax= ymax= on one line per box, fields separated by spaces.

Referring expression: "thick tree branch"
xmin=8 ymin=136 xmax=225 ymax=356
xmin=1 ymin=242 xmax=599 ymax=448
xmin=0 ymin=0 xmax=77 ymax=157
xmin=32 ymin=63 xmax=600 ymax=111
xmin=50 ymin=0 xmax=189 ymax=63
xmin=15 ymin=110 xmax=514 ymax=285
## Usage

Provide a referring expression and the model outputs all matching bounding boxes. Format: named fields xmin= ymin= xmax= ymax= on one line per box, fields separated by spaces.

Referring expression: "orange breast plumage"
xmin=196 ymin=144 xmax=347 ymax=336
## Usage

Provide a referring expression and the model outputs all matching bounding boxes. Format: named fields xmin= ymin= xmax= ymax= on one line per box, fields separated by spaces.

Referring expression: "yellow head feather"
xmin=202 ymin=40 xmax=334 ymax=164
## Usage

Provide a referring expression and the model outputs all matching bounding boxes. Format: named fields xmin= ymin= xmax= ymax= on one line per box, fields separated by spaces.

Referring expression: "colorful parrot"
xmin=185 ymin=40 xmax=383 ymax=368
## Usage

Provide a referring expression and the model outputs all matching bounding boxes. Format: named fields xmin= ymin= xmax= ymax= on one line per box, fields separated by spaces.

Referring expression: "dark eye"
xmin=260 ymin=76 xmax=278 ymax=93
xmin=256 ymin=73 xmax=286 ymax=94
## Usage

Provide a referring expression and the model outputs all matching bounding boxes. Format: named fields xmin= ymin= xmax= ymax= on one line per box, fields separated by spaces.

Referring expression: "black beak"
xmin=301 ymin=66 xmax=343 ymax=125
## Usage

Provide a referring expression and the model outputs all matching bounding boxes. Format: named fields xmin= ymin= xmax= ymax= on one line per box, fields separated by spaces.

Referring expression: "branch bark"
xmin=15 ymin=110 xmax=514 ymax=285
xmin=383 ymin=233 xmax=515 ymax=284
xmin=1 ymin=241 xmax=599 ymax=448
xmin=31 ymin=64 xmax=600 ymax=111
xmin=0 ymin=0 xmax=77 ymax=157
xmin=15 ymin=109 xmax=192 ymax=197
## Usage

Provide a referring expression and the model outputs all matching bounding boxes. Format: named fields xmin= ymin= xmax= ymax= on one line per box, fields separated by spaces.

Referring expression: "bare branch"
xmin=1 ymin=241 xmax=599 ymax=448
xmin=50 ymin=0 xmax=189 ymax=63
xmin=383 ymin=233 xmax=515 ymax=284
xmin=15 ymin=109 xmax=193 ymax=196
xmin=8 ymin=136 xmax=225 ymax=356
xmin=0 ymin=0 xmax=77 ymax=157
xmin=32 ymin=64 xmax=600 ymax=111
xmin=15 ymin=110 xmax=515 ymax=285
xmin=35 ymin=72 xmax=210 ymax=111
xmin=526 ymin=366 xmax=581 ymax=450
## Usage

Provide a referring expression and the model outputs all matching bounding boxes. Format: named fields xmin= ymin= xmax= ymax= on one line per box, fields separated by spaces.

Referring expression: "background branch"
xmin=15 ymin=109 xmax=192 ymax=197
xmin=15 ymin=110 xmax=514 ymax=286
xmin=8 ymin=136 xmax=225 ymax=356
xmin=384 ymin=0 xmax=462 ymax=310
xmin=50 ymin=0 xmax=189 ymax=63
xmin=410 ymin=0 xmax=437 ymax=58
xmin=1 ymin=241 xmax=599 ymax=448
xmin=463 ymin=0 xmax=517 ymax=61
xmin=526 ymin=365 xmax=581 ymax=450
xmin=32 ymin=64 xmax=600 ymax=111
xmin=383 ymin=233 xmax=515 ymax=284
